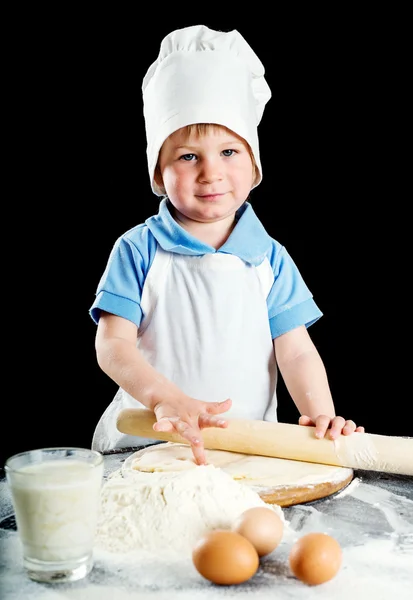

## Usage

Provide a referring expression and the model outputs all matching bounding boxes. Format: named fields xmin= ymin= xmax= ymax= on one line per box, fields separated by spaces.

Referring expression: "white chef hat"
xmin=142 ymin=25 xmax=272 ymax=196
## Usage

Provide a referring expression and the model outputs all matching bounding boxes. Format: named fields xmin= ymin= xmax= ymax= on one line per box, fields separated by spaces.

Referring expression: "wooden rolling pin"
xmin=116 ymin=408 xmax=413 ymax=476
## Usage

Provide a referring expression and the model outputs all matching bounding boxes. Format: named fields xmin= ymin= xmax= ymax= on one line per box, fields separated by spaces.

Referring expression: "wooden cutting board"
xmin=122 ymin=442 xmax=354 ymax=507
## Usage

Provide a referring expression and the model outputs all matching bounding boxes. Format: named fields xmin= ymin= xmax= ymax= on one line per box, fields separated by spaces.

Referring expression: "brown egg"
xmin=232 ymin=506 xmax=284 ymax=557
xmin=192 ymin=529 xmax=259 ymax=585
xmin=289 ymin=532 xmax=342 ymax=585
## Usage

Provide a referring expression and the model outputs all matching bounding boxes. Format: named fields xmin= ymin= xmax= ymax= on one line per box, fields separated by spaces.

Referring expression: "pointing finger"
xmin=172 ymin=420 xmax=207 ymax=465
xmin=190 ymin=440 xmax=207 ymax=466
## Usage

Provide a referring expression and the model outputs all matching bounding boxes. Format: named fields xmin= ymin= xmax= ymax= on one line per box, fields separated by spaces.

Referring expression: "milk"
xmin=10 ymin=458 xmax=104 ymax=562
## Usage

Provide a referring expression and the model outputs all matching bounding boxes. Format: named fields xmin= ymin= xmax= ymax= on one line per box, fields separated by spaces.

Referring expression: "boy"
xmin=90 ymin=25 xmax=364 ymax=464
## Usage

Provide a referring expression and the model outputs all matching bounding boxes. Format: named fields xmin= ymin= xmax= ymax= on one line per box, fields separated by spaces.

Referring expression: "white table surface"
xmin=1 ymin=448 xmax=412 ymax=600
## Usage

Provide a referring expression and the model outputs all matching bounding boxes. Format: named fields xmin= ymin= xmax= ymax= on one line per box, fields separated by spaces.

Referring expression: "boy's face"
xmin=156 ymin=125 xmax=255 ymax=227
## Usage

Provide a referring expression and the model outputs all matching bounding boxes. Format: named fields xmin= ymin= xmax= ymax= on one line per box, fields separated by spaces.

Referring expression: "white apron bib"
xmin=92 ymin=246 xmax=278 ymax=452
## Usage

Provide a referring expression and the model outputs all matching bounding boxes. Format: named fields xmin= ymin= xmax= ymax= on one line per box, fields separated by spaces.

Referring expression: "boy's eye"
xmin=180 ymin=153 xmax=196 ymax=161
xmin=222 ymin=149 xmax=235 ymax=157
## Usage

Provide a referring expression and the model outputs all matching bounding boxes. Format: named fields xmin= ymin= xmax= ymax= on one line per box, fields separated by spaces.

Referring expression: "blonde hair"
xmin=155 ymin=123 xmax=259 ymax=192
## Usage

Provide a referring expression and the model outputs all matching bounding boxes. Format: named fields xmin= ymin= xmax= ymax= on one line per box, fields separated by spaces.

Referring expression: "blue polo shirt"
xmin=90 ymin=199 xmax=322 ymax=338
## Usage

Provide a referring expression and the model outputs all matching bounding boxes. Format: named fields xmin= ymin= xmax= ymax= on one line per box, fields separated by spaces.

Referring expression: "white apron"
xmin=92 ymin=246 xmax=278 ymax=452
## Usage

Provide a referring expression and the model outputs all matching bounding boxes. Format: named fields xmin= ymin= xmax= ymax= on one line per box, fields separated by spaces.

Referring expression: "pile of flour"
xmin=96 ymin=464 xmax=285 ymax=556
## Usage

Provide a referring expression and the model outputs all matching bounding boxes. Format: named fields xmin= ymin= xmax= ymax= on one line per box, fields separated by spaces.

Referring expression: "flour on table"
xmin=96 ymin=464 xmax=285 ymax=556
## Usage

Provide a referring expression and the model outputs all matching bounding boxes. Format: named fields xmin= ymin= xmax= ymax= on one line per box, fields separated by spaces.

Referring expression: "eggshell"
xmin=192 ymin=529 xmax=259 ymax=585
xmin=289 ymin=532 xmax=342 ymax=585
xmin=232 ymin=506 xmax=284 ymax=556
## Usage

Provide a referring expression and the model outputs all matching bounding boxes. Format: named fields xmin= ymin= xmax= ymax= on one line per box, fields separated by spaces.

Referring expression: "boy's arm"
xmin=274 ymin=325 xmax=364 ymax=439
xmin=94 ymin=312 xmax=231 ymax=464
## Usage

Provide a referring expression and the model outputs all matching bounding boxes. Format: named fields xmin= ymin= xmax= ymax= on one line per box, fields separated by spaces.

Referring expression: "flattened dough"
xmin=122 ymin=442 xmax=353 ymax=491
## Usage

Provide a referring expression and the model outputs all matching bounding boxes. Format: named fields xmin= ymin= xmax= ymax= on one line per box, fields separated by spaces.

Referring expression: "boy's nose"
xmin=198 ymin=158 xmax=223 ymax=183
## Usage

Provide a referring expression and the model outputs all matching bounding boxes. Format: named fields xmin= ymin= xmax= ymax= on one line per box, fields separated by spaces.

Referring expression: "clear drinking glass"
xmin=5 ymin=447 xmax=104 ymax=583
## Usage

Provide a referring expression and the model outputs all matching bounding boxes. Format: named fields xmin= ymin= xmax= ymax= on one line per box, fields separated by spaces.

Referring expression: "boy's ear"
xmin=154 ymin=165 xmax=165 ymax=193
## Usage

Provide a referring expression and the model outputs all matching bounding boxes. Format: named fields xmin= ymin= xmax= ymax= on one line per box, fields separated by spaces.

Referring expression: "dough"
xmin=96 ymin=463 xmax=284 ymax=556
xmin=123 ymin=442 xmax=354 ymax=492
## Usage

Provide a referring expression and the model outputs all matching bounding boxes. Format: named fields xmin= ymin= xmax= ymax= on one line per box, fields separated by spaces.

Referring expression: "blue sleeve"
xmin=266 ymin=242 xmax=323 ymax=338
xmin=89 ymin=225 xmax=157 ymax=327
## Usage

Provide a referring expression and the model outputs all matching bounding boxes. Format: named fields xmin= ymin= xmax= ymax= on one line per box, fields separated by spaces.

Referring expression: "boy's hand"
xmin=152 ymin=397 xmax=232 ymax=465
xmin=299 ymin=414 xmax=365 ymax=440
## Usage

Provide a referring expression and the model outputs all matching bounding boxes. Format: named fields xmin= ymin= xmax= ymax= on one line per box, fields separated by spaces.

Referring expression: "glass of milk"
xmin=5 ymin=447 xmax=104 ymax=583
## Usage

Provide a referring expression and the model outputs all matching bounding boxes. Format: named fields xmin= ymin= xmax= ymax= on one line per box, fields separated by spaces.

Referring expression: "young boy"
xmin=89 ymin=25 xmax=364 ymax=465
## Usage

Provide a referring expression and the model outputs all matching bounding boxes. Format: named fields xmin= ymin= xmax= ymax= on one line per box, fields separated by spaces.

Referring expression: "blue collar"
xmin=145 ymin=198 xmax=272 ymax=266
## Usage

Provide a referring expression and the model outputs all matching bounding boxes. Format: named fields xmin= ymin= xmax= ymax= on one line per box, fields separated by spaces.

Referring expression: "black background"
xmin=2 ymin=9 xmax=410 ymax=467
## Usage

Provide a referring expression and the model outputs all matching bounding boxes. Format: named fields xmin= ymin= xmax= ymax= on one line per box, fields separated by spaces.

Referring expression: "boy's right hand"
xmin=152 ymin=397 xmax=232 ymax=465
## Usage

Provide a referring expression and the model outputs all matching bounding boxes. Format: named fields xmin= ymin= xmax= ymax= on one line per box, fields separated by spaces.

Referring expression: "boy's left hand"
xmin=299 ymin=414 xmax=365 ymax=440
